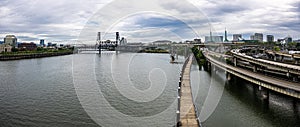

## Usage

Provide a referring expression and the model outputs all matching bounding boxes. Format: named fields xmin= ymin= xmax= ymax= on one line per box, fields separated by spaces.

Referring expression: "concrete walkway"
xmin=179 ymin=55 xmax=199 ymax=127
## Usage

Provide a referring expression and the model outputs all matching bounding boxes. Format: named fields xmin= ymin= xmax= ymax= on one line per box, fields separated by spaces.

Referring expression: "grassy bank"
xmin=139 ymin=49 xmax=169 ymax=53
xmin=0 ymin=48 xmax=74 ymax=60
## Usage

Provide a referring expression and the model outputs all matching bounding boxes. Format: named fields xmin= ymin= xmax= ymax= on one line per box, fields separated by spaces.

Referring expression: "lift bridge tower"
xmin=96 ymin=32 xmax=120 ymax=54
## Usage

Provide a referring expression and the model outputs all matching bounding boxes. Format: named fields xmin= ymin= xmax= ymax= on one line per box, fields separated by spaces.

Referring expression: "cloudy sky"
xmin=0 ymin=0 xmax=299 ymax=43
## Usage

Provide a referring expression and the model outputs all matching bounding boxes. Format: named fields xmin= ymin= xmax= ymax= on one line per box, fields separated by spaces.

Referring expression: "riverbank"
xmin=0 ymin=51 xmax=73 ymax=61
xmin=191 ymin=46 xmax=206 ymax=66
xmin=138 ymin=49 xmax=169 ymax=53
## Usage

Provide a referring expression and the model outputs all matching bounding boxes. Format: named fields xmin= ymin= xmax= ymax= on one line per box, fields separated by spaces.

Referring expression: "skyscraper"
xmin=233 ymin=34 xmax=242 ymax=41
xmin=40 ymin=39 xmax=45 ymax=46
xmin=254 ymin=33 xmax=263 ymax=42
xmin=250 ymin=33 xmax=263 ymax=42
xmin=224 ymin=28 xmax=229 ymax=42
xmin=266 ymin=35 xmax=274 ymax=42
xmin=250 ymin=35 xmax=255 ymax=40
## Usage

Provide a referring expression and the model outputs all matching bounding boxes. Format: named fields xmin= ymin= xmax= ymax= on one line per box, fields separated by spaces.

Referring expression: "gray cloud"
xmin=0 ymin=0 xmax=299 ymax=42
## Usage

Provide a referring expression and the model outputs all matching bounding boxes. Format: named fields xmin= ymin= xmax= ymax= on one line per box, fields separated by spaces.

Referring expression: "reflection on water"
xmin=191 ymin=61 xmax=300 ymax=127
xmin=0 ymin=53 xmax=185 ymax=127
xmin=0 ymin=55 xmax=99 ymax=127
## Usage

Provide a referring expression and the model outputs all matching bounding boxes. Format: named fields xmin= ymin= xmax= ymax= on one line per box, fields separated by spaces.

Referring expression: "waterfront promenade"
xmin=179 ymin=55 xmax=200 ymax=127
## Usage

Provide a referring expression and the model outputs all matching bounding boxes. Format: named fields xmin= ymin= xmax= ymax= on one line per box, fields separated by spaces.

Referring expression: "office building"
xmin=4 ymin=35 xmax=17 ymax=47
xmin=40 ymin=39 xmax=45 ymax=47
xmin=254 ymin=33 xmax=263 ymax=42
xmin=18 ymin=42 xmax=37 ymax=51
xmin=285 ymin=36 xmax=292 ymax=43
xmin=266 ymin=35 xmax=274 ymax=42
xmin=224 ymin=29 xmax=229 ymax=42
xmin=250 ymin=33 xmax=263 ymax=42
xmin=205 ymin=36 xmax=223 ymax=43
xmin=233 ymin=34 xmax=242 ymax=41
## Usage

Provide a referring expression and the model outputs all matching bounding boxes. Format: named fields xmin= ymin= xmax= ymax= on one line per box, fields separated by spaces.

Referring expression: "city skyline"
xmin=0 ymin=0 xmax=299 ymax=43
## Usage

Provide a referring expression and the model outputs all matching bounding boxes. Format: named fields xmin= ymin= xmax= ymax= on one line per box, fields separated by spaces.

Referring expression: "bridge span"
xmin=204 ymin=51 xmax=300 ymax=99
xmin=232 ymin=49 xmax=300 ymax=75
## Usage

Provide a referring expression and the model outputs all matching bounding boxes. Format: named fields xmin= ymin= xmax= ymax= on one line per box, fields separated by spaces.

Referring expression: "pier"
xmin=177 ymin=54 xmax=201 ymax=127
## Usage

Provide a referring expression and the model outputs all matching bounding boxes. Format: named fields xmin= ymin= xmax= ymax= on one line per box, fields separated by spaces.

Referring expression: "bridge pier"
xmin=233 ymin=57 xmax=237 ymax=66
xmin=226 ymin=72 xmax=231 ymax=81
xmin=212 ymin=64 xmax=218 ymax=74
xmin=274 ymin=55 xmax=277 ymax=61
xmin=292 ymin=75 xmax=299 ymax=82
xmin=295 ymin=59 xmax=299 ymax=65
xmin=253 ymin=65 xmax=257 ymax=73
xmin=98 ymin=45 xmax=101 ymax=54
xmin=205 ymin=61 xmax=211 ymax=71
xmin=280 ymin=56 xmax=284 ymax=62
xmin=258 ymin=86 xmax=269 ymax=100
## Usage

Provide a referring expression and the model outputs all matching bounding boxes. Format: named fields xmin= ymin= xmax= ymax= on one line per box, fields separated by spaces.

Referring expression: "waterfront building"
xmin=205 ymin=36 xmax=223 ymax=43
xmin=0 ymin=44 xmax=12 ymax=53
xmin=267 ymin=35 xmax=274 ymax=42
xmin=18 ymin=42 xmax=37 ymax=51
xmin=249 ymin=33 xmax=263 ymax=42
xmin=47 ymin=42 xmax=52 ymax=47
xmin=233 ymin=34 xmax=242 ymax=41
xmin=184 ymin=39 xmax=201 ymax=44
xmin=4 ymin=35 xmax=17 ymax=47
xmin=152 ymin=40 xmax=172 ymax=45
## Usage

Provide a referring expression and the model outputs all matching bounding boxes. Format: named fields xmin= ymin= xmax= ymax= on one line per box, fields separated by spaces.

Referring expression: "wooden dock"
xmin=178 ymin=55 xmax=200 ymax=127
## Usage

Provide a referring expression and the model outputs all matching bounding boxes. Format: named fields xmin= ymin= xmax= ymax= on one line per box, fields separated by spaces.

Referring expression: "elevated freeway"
xmin=204 ymin=51 xmax=300 ymax=99
xmin=231 ymin=49 xmax=300 ymax=81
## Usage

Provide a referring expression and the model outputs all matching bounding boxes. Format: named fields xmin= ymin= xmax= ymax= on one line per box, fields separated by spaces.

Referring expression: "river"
xmin=0 ymin=52 xmax=183 ymax=127
xmin=190 ymin=61 xmax=300 ymax=127
xmin=0 ymin=53 xmax=299 ymax=127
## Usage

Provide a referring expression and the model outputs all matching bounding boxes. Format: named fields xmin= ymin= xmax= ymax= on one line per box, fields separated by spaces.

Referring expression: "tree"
xmin=37 ymin=47 xmax=44 ymax=51
xmin=273 ymin=46 xmax=280 ymax=51
xmin=12 ymin=47 xmax=19 ymax=52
